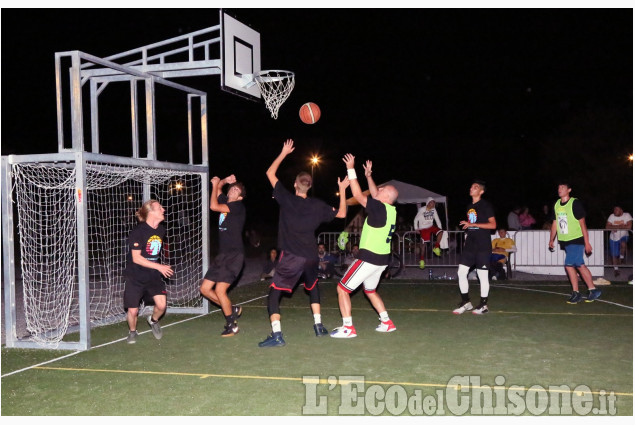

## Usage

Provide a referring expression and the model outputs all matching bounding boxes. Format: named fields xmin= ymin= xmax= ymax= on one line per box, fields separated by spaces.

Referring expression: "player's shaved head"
xmin=382 ymin=185 xmax=399 ymax=204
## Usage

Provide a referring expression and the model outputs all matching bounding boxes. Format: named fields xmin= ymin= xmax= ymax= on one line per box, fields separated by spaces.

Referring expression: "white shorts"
xmin=338 ymin=259 xmax=387 ymax=294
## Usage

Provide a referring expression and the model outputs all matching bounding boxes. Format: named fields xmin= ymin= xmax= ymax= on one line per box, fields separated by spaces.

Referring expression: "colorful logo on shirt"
xmin=219 ymin=212 xmax=227 ymax=231
xmin=467 ymin=208 xmax=477 ymax=224
xmin=146 ymin=235 xmax=162 ymax=256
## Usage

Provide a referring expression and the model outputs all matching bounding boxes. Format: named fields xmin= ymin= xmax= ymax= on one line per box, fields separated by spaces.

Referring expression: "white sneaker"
xmin=375 ymin=319 xmax=397 ymax=332
xmin=330 ymin=325 xmax=357 ymax=338
xmin=452 ymin=301 xmax=473 ymax=315
xmin=472 ymin=304 xmax=489 ymax=315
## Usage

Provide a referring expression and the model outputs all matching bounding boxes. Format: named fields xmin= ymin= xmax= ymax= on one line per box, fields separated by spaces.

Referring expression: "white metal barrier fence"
xmin=318 ymin=229 xmax=633 ymax=278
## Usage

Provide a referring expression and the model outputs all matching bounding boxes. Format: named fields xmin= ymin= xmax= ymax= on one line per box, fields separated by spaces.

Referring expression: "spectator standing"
xmin=507 ymin=207 xmax=521 ymax=231
xmin=606 ymin=205 xmax=633 ymax=277
xmin=519 ymin=207 xmax=536 ymax=230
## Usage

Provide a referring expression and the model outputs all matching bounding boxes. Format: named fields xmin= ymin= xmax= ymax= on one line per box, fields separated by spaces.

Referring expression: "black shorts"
xmin=204 ymin=252 xmax=245 ymax=284
xmin=270 ymin=250 xmax=319 ymax=292
xmin=460 ymin=249 xmax=491 ymax=270
xmin=123 ymin=277 xmax=167 ymax=309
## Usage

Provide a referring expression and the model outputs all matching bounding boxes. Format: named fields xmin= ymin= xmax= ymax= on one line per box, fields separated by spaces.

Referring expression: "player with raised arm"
xmin=330 ymin=154 xmax=399 ymax=338
xmin=200 ymin=174 xmax=246 ymax=337
xmin=259 ymin=139 xmax=350 ymax=347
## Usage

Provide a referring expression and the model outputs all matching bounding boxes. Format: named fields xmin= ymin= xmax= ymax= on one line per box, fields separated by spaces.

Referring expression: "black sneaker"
xmin=232 ymin=305 xmax=243 ymax=320
xmin=258 ymin=332 xmax=286 ymax=348
xmin=313 ymin=323 xmax=328 ymax=337
xmin=221 ymin=322 xmax=239 ymax=337
xmin=566 ymin=291 xmax=583 ymax=304
xmin=586 ymin=288 xmax=602 ymax=302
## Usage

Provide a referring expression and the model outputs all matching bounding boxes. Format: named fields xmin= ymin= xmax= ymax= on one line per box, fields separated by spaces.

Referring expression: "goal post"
xmin=2 ymin=152 xmax=210 ymax=350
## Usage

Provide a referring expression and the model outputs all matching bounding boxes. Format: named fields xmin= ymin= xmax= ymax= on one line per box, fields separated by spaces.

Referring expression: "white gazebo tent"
xmin=346 ymin=179 xmax=449 ymax=231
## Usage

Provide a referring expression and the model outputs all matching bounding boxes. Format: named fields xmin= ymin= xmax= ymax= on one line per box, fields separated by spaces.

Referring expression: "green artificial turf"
xmin=2 ymin=279 xmax=632 ymax=416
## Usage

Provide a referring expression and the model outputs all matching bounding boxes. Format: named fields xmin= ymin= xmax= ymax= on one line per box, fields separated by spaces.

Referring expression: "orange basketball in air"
xmin=299 ymin=102 xmax=321 ymax=124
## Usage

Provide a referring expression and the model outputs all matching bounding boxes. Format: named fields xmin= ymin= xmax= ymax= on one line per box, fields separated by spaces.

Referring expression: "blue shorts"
xmin=609 ymin=236 xmax=629 ymax=257
xmin=564 ymin=244 xmax=585 ymax=267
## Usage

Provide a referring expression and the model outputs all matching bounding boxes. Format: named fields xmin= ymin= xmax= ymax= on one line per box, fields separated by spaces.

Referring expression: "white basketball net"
xmin=254 ymin=70 xmax=295 ymax=119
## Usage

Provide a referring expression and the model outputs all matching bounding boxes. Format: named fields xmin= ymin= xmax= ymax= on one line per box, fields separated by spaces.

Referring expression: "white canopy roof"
xmin=346 ymin=180 xmax=446 ymax=205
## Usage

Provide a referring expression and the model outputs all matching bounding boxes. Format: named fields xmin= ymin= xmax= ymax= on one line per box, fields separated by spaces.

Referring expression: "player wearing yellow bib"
xmin=330 ymin=153 xmax=399 ymax=339
xmin=548 ymin=181 xmax=601 ymax=304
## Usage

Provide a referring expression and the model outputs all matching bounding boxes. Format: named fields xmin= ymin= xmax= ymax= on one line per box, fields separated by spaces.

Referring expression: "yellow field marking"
xmin=35 ymin=366 xmax=633 ymax=397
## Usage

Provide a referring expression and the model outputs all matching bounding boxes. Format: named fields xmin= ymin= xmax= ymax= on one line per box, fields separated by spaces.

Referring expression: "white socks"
xmin=271 ymin=320 xmax=281 ymax=333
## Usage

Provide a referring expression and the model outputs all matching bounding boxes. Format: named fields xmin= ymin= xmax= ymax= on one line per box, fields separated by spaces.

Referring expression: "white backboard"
xmin=220 ymin=10 xmax=261 ymax=101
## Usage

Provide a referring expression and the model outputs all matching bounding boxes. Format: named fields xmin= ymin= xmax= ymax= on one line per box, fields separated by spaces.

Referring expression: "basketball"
xmin=299 ymin=102 xmax=321 ymax=124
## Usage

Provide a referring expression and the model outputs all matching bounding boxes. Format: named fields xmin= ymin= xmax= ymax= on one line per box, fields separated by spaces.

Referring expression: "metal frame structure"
xmin=1 ymin=11 xmax=260 ymax=350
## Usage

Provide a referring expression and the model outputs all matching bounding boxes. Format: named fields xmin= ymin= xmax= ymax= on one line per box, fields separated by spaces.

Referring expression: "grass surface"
xmin=1 ymin=279 xmax=632 ymax=416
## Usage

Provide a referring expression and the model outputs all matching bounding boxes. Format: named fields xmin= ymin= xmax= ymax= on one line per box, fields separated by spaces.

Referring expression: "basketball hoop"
xmin=254 ymin=70 xmax=295 ymax=119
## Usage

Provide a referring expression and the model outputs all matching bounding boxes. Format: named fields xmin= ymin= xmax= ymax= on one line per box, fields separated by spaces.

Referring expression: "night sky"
xmin=1 ymin=7 xmax=633 ymax=239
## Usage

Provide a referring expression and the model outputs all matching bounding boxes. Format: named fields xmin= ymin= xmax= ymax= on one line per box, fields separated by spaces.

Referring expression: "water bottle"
xmin=429 ymin=269 xmax=433 ymax=280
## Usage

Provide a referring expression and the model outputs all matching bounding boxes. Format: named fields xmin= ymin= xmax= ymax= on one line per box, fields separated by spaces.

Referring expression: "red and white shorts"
xmin=338 ymin=259 xmax=387 ymax=294
xmin=419 ymin=225 xmax=442 ymax=243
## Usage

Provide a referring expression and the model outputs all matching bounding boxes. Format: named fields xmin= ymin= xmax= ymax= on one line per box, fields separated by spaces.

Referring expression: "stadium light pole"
xmin=310 ymin=155 xmax=320 ymax=195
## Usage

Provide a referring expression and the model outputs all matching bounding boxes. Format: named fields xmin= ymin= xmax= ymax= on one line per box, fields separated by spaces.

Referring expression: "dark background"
xmin=1 ymin=8 xmax=632 ymax=242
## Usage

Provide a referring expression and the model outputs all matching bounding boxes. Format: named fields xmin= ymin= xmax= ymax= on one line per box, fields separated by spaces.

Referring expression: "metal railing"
xmin=318 ymin=228 xmax=633 ymax=277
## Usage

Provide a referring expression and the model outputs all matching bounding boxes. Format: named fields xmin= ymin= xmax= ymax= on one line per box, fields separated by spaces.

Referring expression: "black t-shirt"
xmin=217 ymin=193 xmax=246 ymax=254
xmin=273 ymin=181 xmax=337 ymax=259
xmin=548 ymin=198 xmax=586 ymax=245
xmin=464 ymin=198 xmax=495 ymax=251
xmin=125 ymin=222 xmax=166 ymax=282
xmin=357 ymin=197 xmax=392 ymax=266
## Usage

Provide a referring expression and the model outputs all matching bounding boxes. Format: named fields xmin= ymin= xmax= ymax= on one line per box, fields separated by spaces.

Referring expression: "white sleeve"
xmin=433 ymin=209 xmax=442 ymax=229
xmin=414 ymin=209 xmax=423 ymax=230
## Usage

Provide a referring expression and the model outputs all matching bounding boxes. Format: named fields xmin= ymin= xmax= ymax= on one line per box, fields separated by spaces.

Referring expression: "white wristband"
xmin=347 ymin=169 xmax=357 ymax=180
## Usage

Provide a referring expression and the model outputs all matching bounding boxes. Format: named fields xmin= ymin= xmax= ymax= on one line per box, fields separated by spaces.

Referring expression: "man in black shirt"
xmin=259 ymin=139 xmax=349 ymax=347
xmin=200 ymin=174 xmax=246 ymax=337
xmin=453 ymin=180 xmax=496 ymax=315
xmin=124 ymin=200 xmax=174 ymax=344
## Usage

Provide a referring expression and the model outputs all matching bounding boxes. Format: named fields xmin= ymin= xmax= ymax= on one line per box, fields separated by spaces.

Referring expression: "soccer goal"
xmin=2 ymin=153 xmax=209 ymax=350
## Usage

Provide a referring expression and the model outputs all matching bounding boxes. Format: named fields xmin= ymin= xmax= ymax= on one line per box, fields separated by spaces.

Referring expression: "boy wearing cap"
xmin=453 ymin=180 xmax=496 ymax=315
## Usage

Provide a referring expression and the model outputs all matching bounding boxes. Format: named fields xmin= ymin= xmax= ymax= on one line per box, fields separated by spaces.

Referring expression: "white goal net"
xmin=7 ymin=157 xmax=207 ymax=347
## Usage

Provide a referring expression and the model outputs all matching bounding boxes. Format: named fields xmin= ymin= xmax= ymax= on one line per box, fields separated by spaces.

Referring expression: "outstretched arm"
xmin=343 ymin=153 xmax=367 ymax=208
xmin=266 ymin=139 xmax=295 ymax=188
xmin=363 ymin=160 xmax=378 ymax=198
xmin=335 ymin=176 xmax=350 ymax=218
